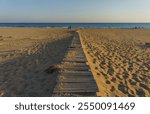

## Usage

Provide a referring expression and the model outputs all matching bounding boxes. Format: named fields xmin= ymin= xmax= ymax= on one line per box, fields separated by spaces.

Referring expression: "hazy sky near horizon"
xmin=0 ymin=0 xmax=150 ymax=22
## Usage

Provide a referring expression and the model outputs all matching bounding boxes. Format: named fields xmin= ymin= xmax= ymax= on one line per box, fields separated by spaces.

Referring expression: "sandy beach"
xmin=0 ymin=28 xmax=73 ymax=96
xmin=79 ymin=28 xmax=150 ymax=97
xmin=0 ymin=28 xmax=149 ymax=97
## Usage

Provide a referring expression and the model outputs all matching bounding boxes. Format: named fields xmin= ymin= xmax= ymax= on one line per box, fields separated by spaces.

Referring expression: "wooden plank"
xmin=52 ymin=93 xmax=97 ymax=97
xmin=67 ymin=49 xmax=84 ymax=52
xmin=61 ymin=61 xmax=88 ymax=65
xmin=53 ymin=88 xmax=98 ymax=93
xmin=75 ymin=55 xmax=86 ymax=58
xmin=55 ymin=86 xmax=97 ymax=89
xmin=61 ymin=63 xmax=90 ymax=68
xmin=64 ymin=56 xmax=86 ymax=59
xmin=64 ymin=54 xmax=85 ymax=58
xmin=55 ymin=83 xmax=97 ymax=88
xmin=57 ymin=78 xmax=94 ymax=81
xmin=70 ymin=44 xmax=81 ymax=46
xmin=62 ymin=67 xmax=89 ymax=71
xmin=68 ymin=47 xmax=82 ymax=49
xmin=58 ymin=74 xmax=92 ymax=77
xmin=58 ymin=75 xmax=92 ymax=78
xmin=63 ymin=65 xmax=88 ymax=67
xmin=68 ymin=47 xmax=81 ymax=49
xmin=55 ymin=86 xmax=98 ymax=89
xmin=68 ymin=45 xmax=82 ymax=47
xmin=60 ymin=71 xmax=93 ymax=76
xmin=62 ymin=67 xmax=90 ymax=71
xmin=57 ymin=76 xmax=93 ymax=79
xmin=57 ymin=79 xmax=94 ymax=82
xmin=54 ymin=85 xmax=98 ymax=90
xmin=61 ymin=63 xmax=88 ymax=66
xmin=63 ymin=58 xmax=87 ymax=61
xmin=54 ymin=87 xmax=97 ymax=90
xmin=57 ymin=79 xmax=95 ymax=83
xmin=53 ymin=90 xmax=98 ymax=93
xmin=68 ymin=45 xmax=82 ymax=49
xmin=54 ymin=86 xmax=98 ymax=90
xmin=66 ymin=51 xmax=84 ymax=55
xmin=63 ymin=60 xmax=87 ymax=63
xmin=57 ymin=76 xmax=94 ymax=79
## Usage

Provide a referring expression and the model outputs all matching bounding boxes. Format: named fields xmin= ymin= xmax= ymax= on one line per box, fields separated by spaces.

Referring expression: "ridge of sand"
xmin=79 ymin=28 xmax=150 ymax=97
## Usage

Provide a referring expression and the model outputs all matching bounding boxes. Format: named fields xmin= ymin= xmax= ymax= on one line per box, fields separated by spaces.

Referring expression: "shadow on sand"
xmin=0 ymin=34 xmax=73 ymax=97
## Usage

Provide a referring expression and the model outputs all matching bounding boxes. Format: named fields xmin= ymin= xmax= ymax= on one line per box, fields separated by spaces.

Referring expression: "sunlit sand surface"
xmin=0 ymin=28 xmax=149 ymax=97
xmin=79 ymin=28 xmax=150 ymax=97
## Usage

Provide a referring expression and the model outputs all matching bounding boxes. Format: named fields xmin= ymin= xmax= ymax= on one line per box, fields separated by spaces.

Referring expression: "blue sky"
xmin=0 ymin=0 xmax=150 ymax=22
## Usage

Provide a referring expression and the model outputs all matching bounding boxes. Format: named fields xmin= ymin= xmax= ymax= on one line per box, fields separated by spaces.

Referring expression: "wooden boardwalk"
xmin=52 ymin=32 xmax=98 ymax=96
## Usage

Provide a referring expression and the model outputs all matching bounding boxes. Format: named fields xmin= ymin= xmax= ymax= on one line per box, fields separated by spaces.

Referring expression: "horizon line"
xmin=0 ymin=22 xmax=150 ymax=23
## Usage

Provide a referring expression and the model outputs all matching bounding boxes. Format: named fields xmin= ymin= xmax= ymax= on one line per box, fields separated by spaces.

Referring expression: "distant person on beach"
xmin=68 ymin=26 xmax=72 ymax=30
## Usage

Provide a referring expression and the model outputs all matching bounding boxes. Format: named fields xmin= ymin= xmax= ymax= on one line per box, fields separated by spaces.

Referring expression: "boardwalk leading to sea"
xmin=52 ymin=32 xmax=98 ymax=96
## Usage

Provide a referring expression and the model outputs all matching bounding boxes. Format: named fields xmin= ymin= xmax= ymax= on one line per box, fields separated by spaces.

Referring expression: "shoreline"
xmin=1 ymin=23 xmax=150 ymax=29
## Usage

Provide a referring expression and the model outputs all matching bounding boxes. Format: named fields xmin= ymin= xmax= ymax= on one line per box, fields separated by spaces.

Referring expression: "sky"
xmin=0 ymin=0 xmax=150 ymax=23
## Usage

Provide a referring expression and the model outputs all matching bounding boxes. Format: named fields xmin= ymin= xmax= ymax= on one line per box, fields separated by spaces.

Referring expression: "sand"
xmin=0 ymin=27 xmax=73 ymax=96
xmin=79 ymin=28 xmax=150 ymax=97
xmin=0 ymin=28 xmax=149 ymax=97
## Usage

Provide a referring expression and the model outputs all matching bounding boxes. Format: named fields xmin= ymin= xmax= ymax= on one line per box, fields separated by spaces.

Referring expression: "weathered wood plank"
xmin=57 ymin=76 xmax=94 ymax=79
xmin=61 ymin=69 xmax=89 ymax=71
xmin=53 ymin=90 xmax=97 ymax=93
xmin=63 ymin=57 xmax=87 ymax=60
xmin=57 ymin=76 xmax=93 ymax=79
xmin=53 ymin=88 xmax=98 ymax=93
xmin=57 ymin=76 xmax=94 ymax=81
xmin=64 ymin=55 xmax=85 ymax=58
xmin=60 ymin=71 xmax=92 ymax=76
xmin=63 ymin=60 xmax=87 ymax=63
xmin=56 ymin=79 xmax=95 ymax=83
xmin=62 ymin=65 xmax=89 ymax=68
xmin=57 ymin=83 xmax=97 ymax=86
xmin=61 ymin=63 xmax=88 ymax=67
xmin=61 ymin=67 xmax=90 ymax=71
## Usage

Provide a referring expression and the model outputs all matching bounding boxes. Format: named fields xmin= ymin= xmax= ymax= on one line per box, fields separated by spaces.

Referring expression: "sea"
xmin=0 ymin=23 xmax=150 ymax=28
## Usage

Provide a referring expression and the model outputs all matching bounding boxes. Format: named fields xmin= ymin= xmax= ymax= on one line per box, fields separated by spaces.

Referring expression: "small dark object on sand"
xmin=144 ymin=42 xmax=150 ymax=48
xmin=145 ymin=42 xmax=150 ymax=46
xmin=44 ymin=65 xmax=59 ymax=74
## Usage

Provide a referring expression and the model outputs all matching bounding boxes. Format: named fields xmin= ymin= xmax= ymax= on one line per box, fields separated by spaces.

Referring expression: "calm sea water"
xmin=0 ymin=23 xmax=150 ymax=28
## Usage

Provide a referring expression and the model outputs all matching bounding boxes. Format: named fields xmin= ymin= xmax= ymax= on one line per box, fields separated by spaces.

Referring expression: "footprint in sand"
xmin=107 ymin=66 xmax=114 ymax=76
xmin=129 ymin=79 xmax=137 ymax=86
xmin=111 ymin=77 xmax=117 ymax=83
xmin=122 ymin=71 xmax=129 ymax=79
xmin=97 ymin=72 xmax=100 ymax=76
xmin=116 ymin=74 xmax=123 ymax=80
xmin=93 ymin=58 xmax=97 ymax=64
xmin=136 ymin=88 xmax=145 ymax=97
xmin=139 ymin=83 xmax=150 ymax=92
xmin=132 ymin=74 xmax=141 ymax=82
xmin=95 ymin=66 xmax=98 ymax=70
xmin=118 ymin=82 xmax=129 ymax=94
xmin=110 ymin=86 xmax=115 ymax=92
xmin=106 ymin=80 xmax=111 ymax=84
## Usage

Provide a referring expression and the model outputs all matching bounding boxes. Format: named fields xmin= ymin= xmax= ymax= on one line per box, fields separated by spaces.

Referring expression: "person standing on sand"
xmin=68 ymin=26 xmax=71 ymax=30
